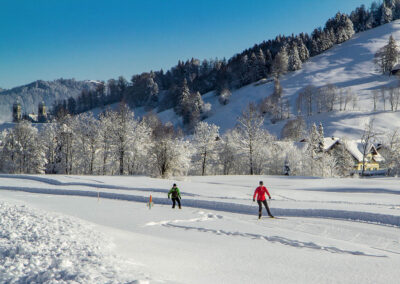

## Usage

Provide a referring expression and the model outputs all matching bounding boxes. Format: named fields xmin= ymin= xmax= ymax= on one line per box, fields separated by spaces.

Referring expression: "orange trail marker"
xmin=147 ymin=195 xmax=154 ymax=209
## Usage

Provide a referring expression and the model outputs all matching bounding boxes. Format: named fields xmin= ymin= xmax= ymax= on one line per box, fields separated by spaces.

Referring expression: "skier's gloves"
xmin=253 ymin=199 xmax=255 ymax=202
xmin=269 ymin=197 xmax=271 ymax=200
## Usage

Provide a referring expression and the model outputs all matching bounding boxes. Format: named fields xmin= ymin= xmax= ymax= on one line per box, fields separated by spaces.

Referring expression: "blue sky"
xmin=0 ymin=0 xmax=372 ymax=89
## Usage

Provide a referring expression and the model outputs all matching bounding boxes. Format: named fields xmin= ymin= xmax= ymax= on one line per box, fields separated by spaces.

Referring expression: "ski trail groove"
xmin=1 ymin=185 xmax=400 ymax=228
xmin=160 ymin=222 xmax=386 ymax=257
xmin=0 ymin=175 xmax=198 ymax=196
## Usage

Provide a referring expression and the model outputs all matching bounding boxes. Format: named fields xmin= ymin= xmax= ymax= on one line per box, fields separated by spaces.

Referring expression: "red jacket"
xmin=253 ymin=186 xmax=271 ymax=201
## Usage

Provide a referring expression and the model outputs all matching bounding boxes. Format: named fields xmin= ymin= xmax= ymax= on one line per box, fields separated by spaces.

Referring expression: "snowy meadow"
xmin=0 ymin=174 xmax=399 ymax=283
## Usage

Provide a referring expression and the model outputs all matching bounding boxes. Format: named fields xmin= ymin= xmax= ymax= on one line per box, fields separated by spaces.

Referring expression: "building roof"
xmin=336 ymin=139 xmax=384 ymax=163
xmin=296 ymin=137 xmax=385 ymax=163
xmin=392 ymin=63 xmax=400 ymax=71
xmin=323 ymin=137 xmax=340 ymax=151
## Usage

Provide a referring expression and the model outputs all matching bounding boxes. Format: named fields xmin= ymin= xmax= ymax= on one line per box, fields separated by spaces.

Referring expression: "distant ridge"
xmin=0 ymin=79 xmax=100 ymax=122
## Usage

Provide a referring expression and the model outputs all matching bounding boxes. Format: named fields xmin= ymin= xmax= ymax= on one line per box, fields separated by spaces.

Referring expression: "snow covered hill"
xmin=0 ymin=174 xmax=399 ymax=283
xmin=158 ymin=21 xmax=400 ymax=139
xmin=0 ymin=79 xmax=100 ymax=122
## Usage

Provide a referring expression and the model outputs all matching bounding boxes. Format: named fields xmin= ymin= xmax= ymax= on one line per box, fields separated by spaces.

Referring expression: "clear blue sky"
xmin=0 ymin=0 xmax=372 ymax=89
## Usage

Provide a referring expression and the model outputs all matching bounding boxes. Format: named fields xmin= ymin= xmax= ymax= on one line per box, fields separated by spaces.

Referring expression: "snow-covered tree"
xmin=150 ymin=122 xmax=192 ymax=177
xmin=1 ymin=121 xmax=46 ymax=174
xmin=177 ymin=78 xmax=191 ymax=115
xmin=297 ymin=39 xmax=310 ymax=62
xmin=319 ymin=84 xmax=338 ymax=112
xmin=381 ymin=1 xmax=393 ymax=24
xmin=306 ymin=123 xmax=324 ymax=176
xmin=272 ymin=46 xmax=288 ymax=78
xmin=360 ymin=119 xmax=378 ymax=176
xmin=256 ymin=48 xmax=266 ymax=79
xmin=71 ymin=113 xmax=100 ymax=175
xmin=234 ymin=103 xmax=266 ymax=175
xmin=110 ymin=103 xmax=136 ymax=175
xmin=296 ymin=85 xmax=316 ymax=116
xmin=192 ymin=122 xmax=220 ymax=176
xmin=42 ymin=115 xmax=76 ymax=175
xmin=332 ymin=140 xmax=355 ymax=176
xmin=388 ymin=86 xmax=400 ymax=111
xmin=281 ymin=116 xmax=306 ymax=141
xmin=375 ymin=35 xmax=400 ymax=74
xmin=372 ymin=89 xmax=379 ymax=111
xmin=126 ymin=119 xmax=153 ymax=175
xmin=218 ymin=130 xmax=237 ymax=175
xmin=40 ymin=123 xmax=59 ymax=174
xmin=288 ymin=44 xmax=302 ymax=71
xmin=381 ymin=128 xmax=400 ymax=176
xmin=218 ymin=88 xmax=232 ymax=105
xmin=98 ymin=110 xmax=116 ymax=175
xmin=318 ymin=122 xmax=325 ymax=148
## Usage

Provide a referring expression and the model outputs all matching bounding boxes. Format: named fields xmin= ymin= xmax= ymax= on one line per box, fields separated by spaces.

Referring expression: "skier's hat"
xmin=173 ymin=183 xmax=177 ymax=186
xmin=259 ymin=181 xmax=263 ymax=185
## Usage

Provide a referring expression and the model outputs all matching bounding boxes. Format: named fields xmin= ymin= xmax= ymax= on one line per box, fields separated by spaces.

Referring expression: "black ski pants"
xmin=172 ymin=197 xmax=181 ymax=208
xmin=257 ymin=200 xmax=273 ymax=217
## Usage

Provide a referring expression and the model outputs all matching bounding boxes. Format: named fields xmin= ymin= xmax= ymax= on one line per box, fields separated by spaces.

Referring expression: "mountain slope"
xmin=0 ymin=79 xmax=100 ymax=122
xmin=158 ymin=20 xmax=400 ymax=139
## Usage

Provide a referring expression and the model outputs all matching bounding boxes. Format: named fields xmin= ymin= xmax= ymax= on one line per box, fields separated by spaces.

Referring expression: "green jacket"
xmin=168 ymin=187 xmax=181 ymax=199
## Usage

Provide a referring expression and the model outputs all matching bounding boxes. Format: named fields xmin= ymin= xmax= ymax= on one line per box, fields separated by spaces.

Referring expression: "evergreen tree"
xmin=332 ymin=140 xmax=355 ymax=176
xmin=249 ymin=52 xmax=259 ymax=82
xmin=381 ymin=1 xmax=393 ymax=24
xmin=272 ymin=46 xmax=288 ymax=77
xmin=350 ymin=5 xmax=369 ymax=32
xmin=288 ymin=44 xmax=302 ymax=71
xmin=177 ymin=78 xmax=191 ymax=115
xmin=117 ymin=76 xmax=128 ymax=100
xmin=297 ymin=39 xmax=310 ymax=62
xmin=256 ymin=49 xmax=266 ymax=79
xmin=375 ymin=34 xmax=400 ymax=74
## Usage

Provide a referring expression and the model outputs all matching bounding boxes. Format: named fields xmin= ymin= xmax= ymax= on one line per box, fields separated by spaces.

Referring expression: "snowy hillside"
xmin=0 ymin=79 xmax=100 ymax=122
xmin=0 ymin=174 xmax=399 ymax=283
xmin=158 ymin=21 xmax=400 ymax=139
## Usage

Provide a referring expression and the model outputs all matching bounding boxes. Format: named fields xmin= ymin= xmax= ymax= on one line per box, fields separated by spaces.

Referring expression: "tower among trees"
xmin=13 ymin=102 xmax=22 ymax=123
xmin=38 ymin=101 xmax=47 ymax=122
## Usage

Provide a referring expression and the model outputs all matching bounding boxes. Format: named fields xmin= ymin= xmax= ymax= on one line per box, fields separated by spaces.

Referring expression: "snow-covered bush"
xmin=218 ymin=89 xmax=232 ymax=105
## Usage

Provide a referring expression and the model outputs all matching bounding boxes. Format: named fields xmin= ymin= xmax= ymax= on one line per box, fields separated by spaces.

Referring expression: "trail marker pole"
xmin=147 ymin=195 xmax=154 ymax=209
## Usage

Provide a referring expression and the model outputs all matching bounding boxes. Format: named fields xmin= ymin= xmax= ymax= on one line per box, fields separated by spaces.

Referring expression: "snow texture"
xmin=0 ymin=201 xmax=149 ymax=283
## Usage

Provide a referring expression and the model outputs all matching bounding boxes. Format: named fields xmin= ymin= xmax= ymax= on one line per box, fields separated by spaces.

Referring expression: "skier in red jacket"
xmin=253 ymin=181 xmax=274 ymax=219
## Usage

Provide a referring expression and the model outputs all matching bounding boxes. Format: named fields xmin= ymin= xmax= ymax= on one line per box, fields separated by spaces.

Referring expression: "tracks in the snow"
xmin=1 ymin=184 xmax=400 ymax=228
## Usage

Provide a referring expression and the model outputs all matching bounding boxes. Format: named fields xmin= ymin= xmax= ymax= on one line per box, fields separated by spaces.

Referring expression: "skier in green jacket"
xmin=168 ymin=183 xmax=182 ymax=209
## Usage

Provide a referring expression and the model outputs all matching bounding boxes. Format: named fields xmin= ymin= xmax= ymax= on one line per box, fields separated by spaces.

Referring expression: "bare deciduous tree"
xmin=372 ymin=89 xmax=379 ymax=111
xmin=236 ymin=103 xmax=265 ymax=175
xmin=360 ymin=119 xmax=378 ymax=177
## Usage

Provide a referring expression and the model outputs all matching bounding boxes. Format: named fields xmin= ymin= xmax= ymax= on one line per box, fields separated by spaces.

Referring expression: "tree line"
xmin=2 ymin=103 xmax=400 ymax=178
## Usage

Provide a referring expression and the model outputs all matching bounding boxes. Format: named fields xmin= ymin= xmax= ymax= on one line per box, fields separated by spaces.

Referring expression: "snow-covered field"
xmin=0 ymin=174 xmax=399 ymax=283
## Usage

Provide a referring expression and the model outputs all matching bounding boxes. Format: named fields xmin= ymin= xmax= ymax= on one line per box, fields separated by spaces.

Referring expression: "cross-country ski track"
xmin=0 ymin=174 xmax=399 ymax=227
